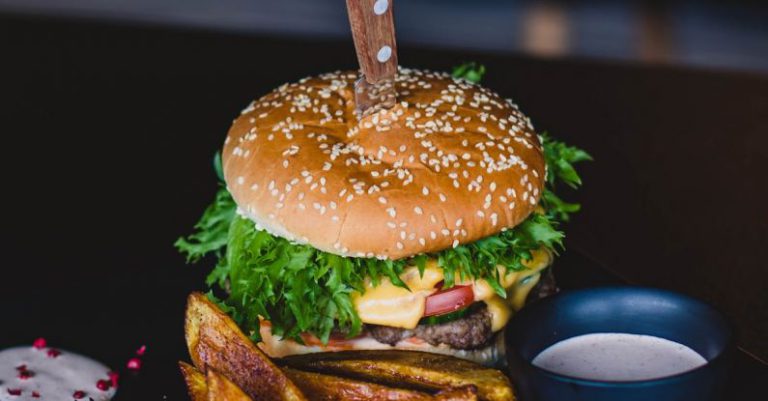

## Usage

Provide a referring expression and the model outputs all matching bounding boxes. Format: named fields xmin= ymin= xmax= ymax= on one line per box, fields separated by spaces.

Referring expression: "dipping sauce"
xmin=0 ymin=346 xmax=116 ymax=400
xmin=532 ymin=333 xmax=707 ymax=381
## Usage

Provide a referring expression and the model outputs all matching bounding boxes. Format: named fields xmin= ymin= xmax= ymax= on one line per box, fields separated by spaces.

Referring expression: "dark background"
xmin=1 ymin=0 xmax=768 ymax=72
xmin=1 ymin=1 xmax=767 ymax=399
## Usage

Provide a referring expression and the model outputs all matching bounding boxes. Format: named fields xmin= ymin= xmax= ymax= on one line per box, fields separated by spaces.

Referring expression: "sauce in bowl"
xmin=532 ymin=333 xmax=707 ymax=381
xmin=0 ymin=345 xmax=116 ymax=400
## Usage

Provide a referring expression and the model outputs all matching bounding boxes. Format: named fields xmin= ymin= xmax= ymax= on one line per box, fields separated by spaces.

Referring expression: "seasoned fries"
xmin=180 ymin=292 xmax=514 ymax=401
xmin=184 ymin=292 xmax=306 ymax=401
xmin=207 ymin=369 xmax=254 ymax=401
xmin=179 ymin=361 xmax=208 ymax=401
xmin=280 ymin=351 xmax=514 ymax=401
xmin=434 ymin=386 xmax=480 ymax=401
xmin=284 ymin=367 xmax=436 ymax=401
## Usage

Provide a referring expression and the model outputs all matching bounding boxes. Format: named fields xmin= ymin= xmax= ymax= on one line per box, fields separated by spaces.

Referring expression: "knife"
xmin=346 ymin=0 xmax=398 ymax=116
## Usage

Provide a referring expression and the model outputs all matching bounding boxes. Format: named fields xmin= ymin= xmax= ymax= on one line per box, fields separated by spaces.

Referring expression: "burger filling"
xmin=353 ymin=249 xmax=551 ymax=349
xmin=369 ymin=304 xmax=493 ymax=349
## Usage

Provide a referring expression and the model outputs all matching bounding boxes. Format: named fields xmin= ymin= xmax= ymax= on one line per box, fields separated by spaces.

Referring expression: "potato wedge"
xmin=184 ymin=292 xmax=307 ymax=401
xmin=207 ymin=369 xmax=254 ymax=401
xmin=435 ymin=386 xmax=479 ymax=401
xmin=283 ymin=367 xmax=441 ymax=401
xmin=179 ymin=361 xmax=208 ymax=401
xmin=279 ymin=351 xmax=514 ymax=401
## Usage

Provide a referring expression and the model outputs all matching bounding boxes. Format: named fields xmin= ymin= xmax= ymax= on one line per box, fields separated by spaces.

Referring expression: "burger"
xmin=176 ymin=65 xmax=589 ymax=366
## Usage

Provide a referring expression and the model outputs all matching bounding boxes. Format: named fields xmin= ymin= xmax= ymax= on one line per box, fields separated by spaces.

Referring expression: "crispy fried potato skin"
xmin=207 ymin=369 xmax=254 ymax=401
xmin=279 ymin=351 xmax=514 ymax=401
xmin=434 ymin=386 xmax=479 ymax=401
xmin=185 ymin=292 xmax=307 ymax=401
xmin=283 ymin=367 xmax=438 ymax=401
xmin=179 ymin=361 xmax=209 ymax=401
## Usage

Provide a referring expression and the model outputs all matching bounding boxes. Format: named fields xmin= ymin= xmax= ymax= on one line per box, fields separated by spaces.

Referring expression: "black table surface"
xmin=1 ymin=14 xmax=766 ymax=400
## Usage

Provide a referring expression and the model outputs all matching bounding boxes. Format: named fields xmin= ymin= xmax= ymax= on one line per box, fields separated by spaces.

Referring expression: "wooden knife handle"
xmin=346 ymin=0 xmax=398 ymax=84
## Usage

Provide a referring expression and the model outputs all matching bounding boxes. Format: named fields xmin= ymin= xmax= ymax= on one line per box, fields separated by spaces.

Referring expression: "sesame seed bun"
xmin=222 ymin=67 xmax=545 ymax=260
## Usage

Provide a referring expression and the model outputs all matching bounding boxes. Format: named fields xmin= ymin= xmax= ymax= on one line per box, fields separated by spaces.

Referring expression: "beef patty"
xmin=368 ymin=268 xmax=558 ymax=350
xmin=368 ymin=305 xmax=493 ymax=350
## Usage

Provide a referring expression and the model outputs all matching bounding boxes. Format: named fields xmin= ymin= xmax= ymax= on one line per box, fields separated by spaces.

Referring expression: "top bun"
xmin=222 ymin=67 xmax=545 ymax=260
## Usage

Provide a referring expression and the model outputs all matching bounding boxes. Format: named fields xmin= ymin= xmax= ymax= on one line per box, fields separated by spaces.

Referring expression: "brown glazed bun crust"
xmin=222 ymin=68 xmax=545 ymax=260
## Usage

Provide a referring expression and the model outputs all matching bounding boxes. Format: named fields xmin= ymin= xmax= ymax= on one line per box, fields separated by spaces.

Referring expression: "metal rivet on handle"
xmin=377 ymin=46 xmax=392 ymax=63
xmin=373 ymin=0 xmax=389 ymax=15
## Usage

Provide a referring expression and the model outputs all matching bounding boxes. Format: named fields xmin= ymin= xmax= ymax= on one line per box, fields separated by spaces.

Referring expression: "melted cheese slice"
xmin=352 ymin=249 xmax=552 ymax=331
xmin=484 ymin=296 xmax=513 ymax=332
xmin=352 ymin=260 xmax=443 ymax=329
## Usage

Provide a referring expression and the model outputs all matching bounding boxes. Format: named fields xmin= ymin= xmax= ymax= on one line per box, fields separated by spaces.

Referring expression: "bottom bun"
xmin=257 ymin=324 xmax=507 ymax=367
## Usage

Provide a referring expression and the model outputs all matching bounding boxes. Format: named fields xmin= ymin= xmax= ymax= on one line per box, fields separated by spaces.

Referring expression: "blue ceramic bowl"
xmin=505 ymin=286 xmax=733 ymax=401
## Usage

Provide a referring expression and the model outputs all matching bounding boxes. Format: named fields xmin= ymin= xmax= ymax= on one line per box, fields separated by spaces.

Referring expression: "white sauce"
xmin=532 ymin=333 xmax=707 ymax=381
xmin=0 ymin=346 xmax=116 ymax=400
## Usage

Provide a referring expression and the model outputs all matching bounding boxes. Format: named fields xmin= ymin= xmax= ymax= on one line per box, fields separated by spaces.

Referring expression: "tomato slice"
xmin=423 ymin=285 xmax=475 ymax=317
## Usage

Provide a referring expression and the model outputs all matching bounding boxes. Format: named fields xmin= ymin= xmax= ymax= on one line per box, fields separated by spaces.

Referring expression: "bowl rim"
xmin=508 ymin=285 xmax=734 ymax=387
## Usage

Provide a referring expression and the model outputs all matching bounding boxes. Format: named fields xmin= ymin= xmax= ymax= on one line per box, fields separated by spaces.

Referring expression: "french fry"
xmin=179 ymin=361 xmax=208 ymax=401
xmin=435 ymin=386 xmax=479 ymax=401
xmin=207 ymin=369 xmax=254 ymax=401
xmin=283 ymin=367 xmax=438 ymax=401
xmin=184 ymin=292 xmax=307 ymax=401
xmin=279 ymin=351 xmax=514 ymax=401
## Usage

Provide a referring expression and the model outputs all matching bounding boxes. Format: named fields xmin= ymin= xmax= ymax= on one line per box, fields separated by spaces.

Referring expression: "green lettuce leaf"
xmin=451 ymin=62 xmax=486 ymax=83
xmin=177 ymin=187 xmax=564 ymax=343
xmin=174 ymin=183 xmax=235 ymax=263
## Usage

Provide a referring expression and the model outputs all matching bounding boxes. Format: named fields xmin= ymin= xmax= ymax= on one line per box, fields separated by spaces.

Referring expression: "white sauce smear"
xmin=532 ymin=333 xmax=707 ymax=381
xmin=0 ymin=346 xmax=116 ymax=400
